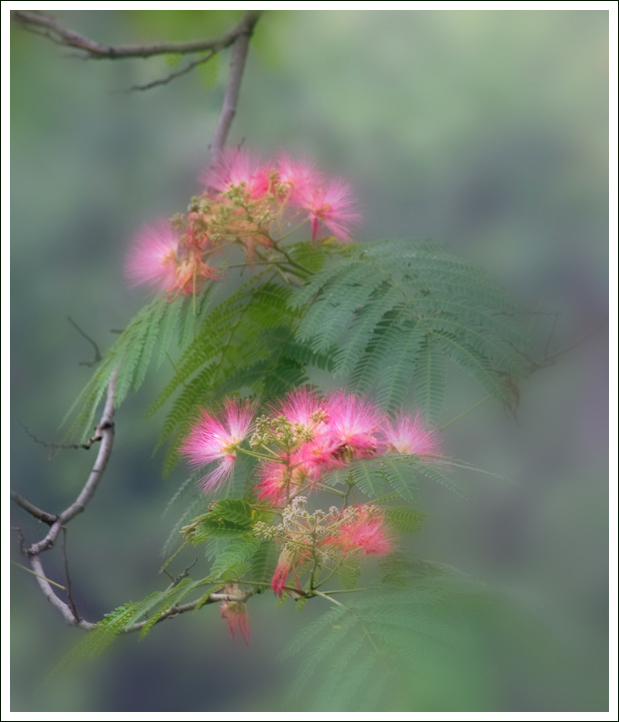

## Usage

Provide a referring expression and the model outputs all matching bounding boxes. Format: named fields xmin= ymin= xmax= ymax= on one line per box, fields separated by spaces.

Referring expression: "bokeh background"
xmin=10 ymin=10 xmax=609 ymax=712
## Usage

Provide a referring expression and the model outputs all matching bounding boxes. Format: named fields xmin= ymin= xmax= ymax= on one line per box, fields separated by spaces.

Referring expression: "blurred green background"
xmin=10 ymin=10 xmax=608 ymax=712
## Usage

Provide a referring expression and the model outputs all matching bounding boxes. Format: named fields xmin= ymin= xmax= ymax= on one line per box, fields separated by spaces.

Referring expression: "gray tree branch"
xmin=12 ymin=10 xmax=263 ymax=60
xmin=209 ymin=12 xmax=261 ymax=159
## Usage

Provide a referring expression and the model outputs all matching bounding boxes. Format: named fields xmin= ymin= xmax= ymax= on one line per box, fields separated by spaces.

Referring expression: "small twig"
xmin=67 ymin=315 xmax=102 ymax=366
xmin=62 ymin=528 xmax=80 ymax=622
xmin=439 ymin=396 xmax=492 ymax=432
xmin=124 ymin=51 xmax=216 ymax=92
xmin=17 ymin=419 xmax=100 ymax=456
xmin=533 ymin=317 xmax=607 ymax=369
xmin=11 ymin=527 xmax=28 ymax=556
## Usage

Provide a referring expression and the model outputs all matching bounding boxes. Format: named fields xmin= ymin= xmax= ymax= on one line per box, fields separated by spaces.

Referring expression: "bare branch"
xmin=27 ymin=368 xmax=118 ymax=557
xmin=209 ymin=13 xmax=261 ymax=159
xmin=12 ymin=10 xmax=262 ymax=60
xmin=10 ymin=490 xmax=57 ymax=525
xmin=29 ymin=554 xmax=95 ymax=630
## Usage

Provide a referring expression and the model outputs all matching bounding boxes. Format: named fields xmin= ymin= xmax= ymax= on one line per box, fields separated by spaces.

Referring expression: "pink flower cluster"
xmin=181 ymin=388 xmax=441 ymax=502
xmin=125 ymin=150 xmax=360 ymax=298
xmin=270 ymin=504 xmax=394 ymax=597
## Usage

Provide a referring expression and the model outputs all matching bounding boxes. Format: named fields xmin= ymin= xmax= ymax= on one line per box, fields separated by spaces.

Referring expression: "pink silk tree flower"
xmin=296 ymin=178 xmax=361 ymax=242
xmin=125 ymin=219 xmax=180 ymax=292
xmin=379 ymin=413 xmax=441 ymax=458
xmin=200 ymin=149 xmax=273 ymax=199
xmin=335 ymin=507 xmax=394 ymax=556
xmin=219 ymin=586 xmax=250 ymax=645
xmin=181 ymin=399 xmax=257 ymax=493
xmin=271 ymin=387 xmax=326 ymax=429
xmin=321 ymin=391 xmax=384 ymax=462
xmin=276 ymin=153 xmax=318 ymax=203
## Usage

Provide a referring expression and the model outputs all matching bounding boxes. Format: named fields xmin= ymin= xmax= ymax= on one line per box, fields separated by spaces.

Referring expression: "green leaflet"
xmin=338 ymin=558 xmax=362 ymax=590
xmin=138 ymin=577 xmax=209 ymax=640
xmin=250 ymin=540 xmax=279 ymax=585
xmin=282 ymin=569 xmax=501 ymax=711
xmin=292 ymin=238 xmax=530 ymax=415
xmin=63 ymin=292 xmax=214 ymax=443
xmin=207 ymin=535 xmax=262 ymax=580
xmin=384 ymin=505 xmax=426 ymax=535
xmin=51 ymin=592 xmax=168 ymax=678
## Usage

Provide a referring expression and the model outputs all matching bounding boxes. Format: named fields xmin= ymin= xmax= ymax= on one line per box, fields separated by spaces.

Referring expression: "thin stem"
xmin=312 ymin=589 xmax=347 ymax=608
xmin=439 ymin=395 xmax=491 ymax=431
xmin=316 ymin=483 xmax=347 ymax=497
xmin=11 ymin=561 xmax=66 ymax=590
xmin=235 ymin=446 xmax=280 ymax=462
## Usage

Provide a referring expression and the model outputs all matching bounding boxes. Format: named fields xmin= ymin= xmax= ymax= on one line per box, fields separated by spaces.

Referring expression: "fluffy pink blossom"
xmin=181 ymin=399 xmax=257 ymax=493
xmin=296 ymin=178 xmax=361 ymax=242
xmin=271 ymin=387 xmax=326 ymax=429
xmin=219 ymin=585 xmax=250 ymax=645
xmin=276 ymin=153 xmax=317 ymax=202
xmin=335 ymin=507 xmax=393 ymax=556
xmin=125 ymin=219 xmax=180 ymax=292
xmin=379 ymin=413 xmax=441 ymax=457
xmin=320 ymin=391 xmax=384 ymax=462
xmin=200 ymin=149 xmax=274 ymax=199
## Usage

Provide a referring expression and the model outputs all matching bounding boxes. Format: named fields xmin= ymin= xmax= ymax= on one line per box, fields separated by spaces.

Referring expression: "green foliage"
xmin=250 ymin=540 xmax=279 ymax=585
xmin=177 ymin=499 xmax=273 ymax=583
xmin=52 ymin=592 xmax=176 ymax=678
xmin=283 ymin=567 xmax=500 ymax=711
xmin=334 ymin=456 xmax=421 ymax=503
xmin=182 ymin=498 xmax=268 ymax=546
xmin=138 ymin=577 xmax=210 ymax=640
xmin=338 ymin=558 xmax=362 ymax=590
xmin=64 ymin=292 xmax=214 ymax=443
xmin=383 ymin=505 xmax=426 ymax=535
xmin=292 ymin=239 xmax=530 ymax=418
xmin=145 ymin=276 xmax=333 ymax=474
xmin=207 ymin=535 xmax=262 ymax=581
